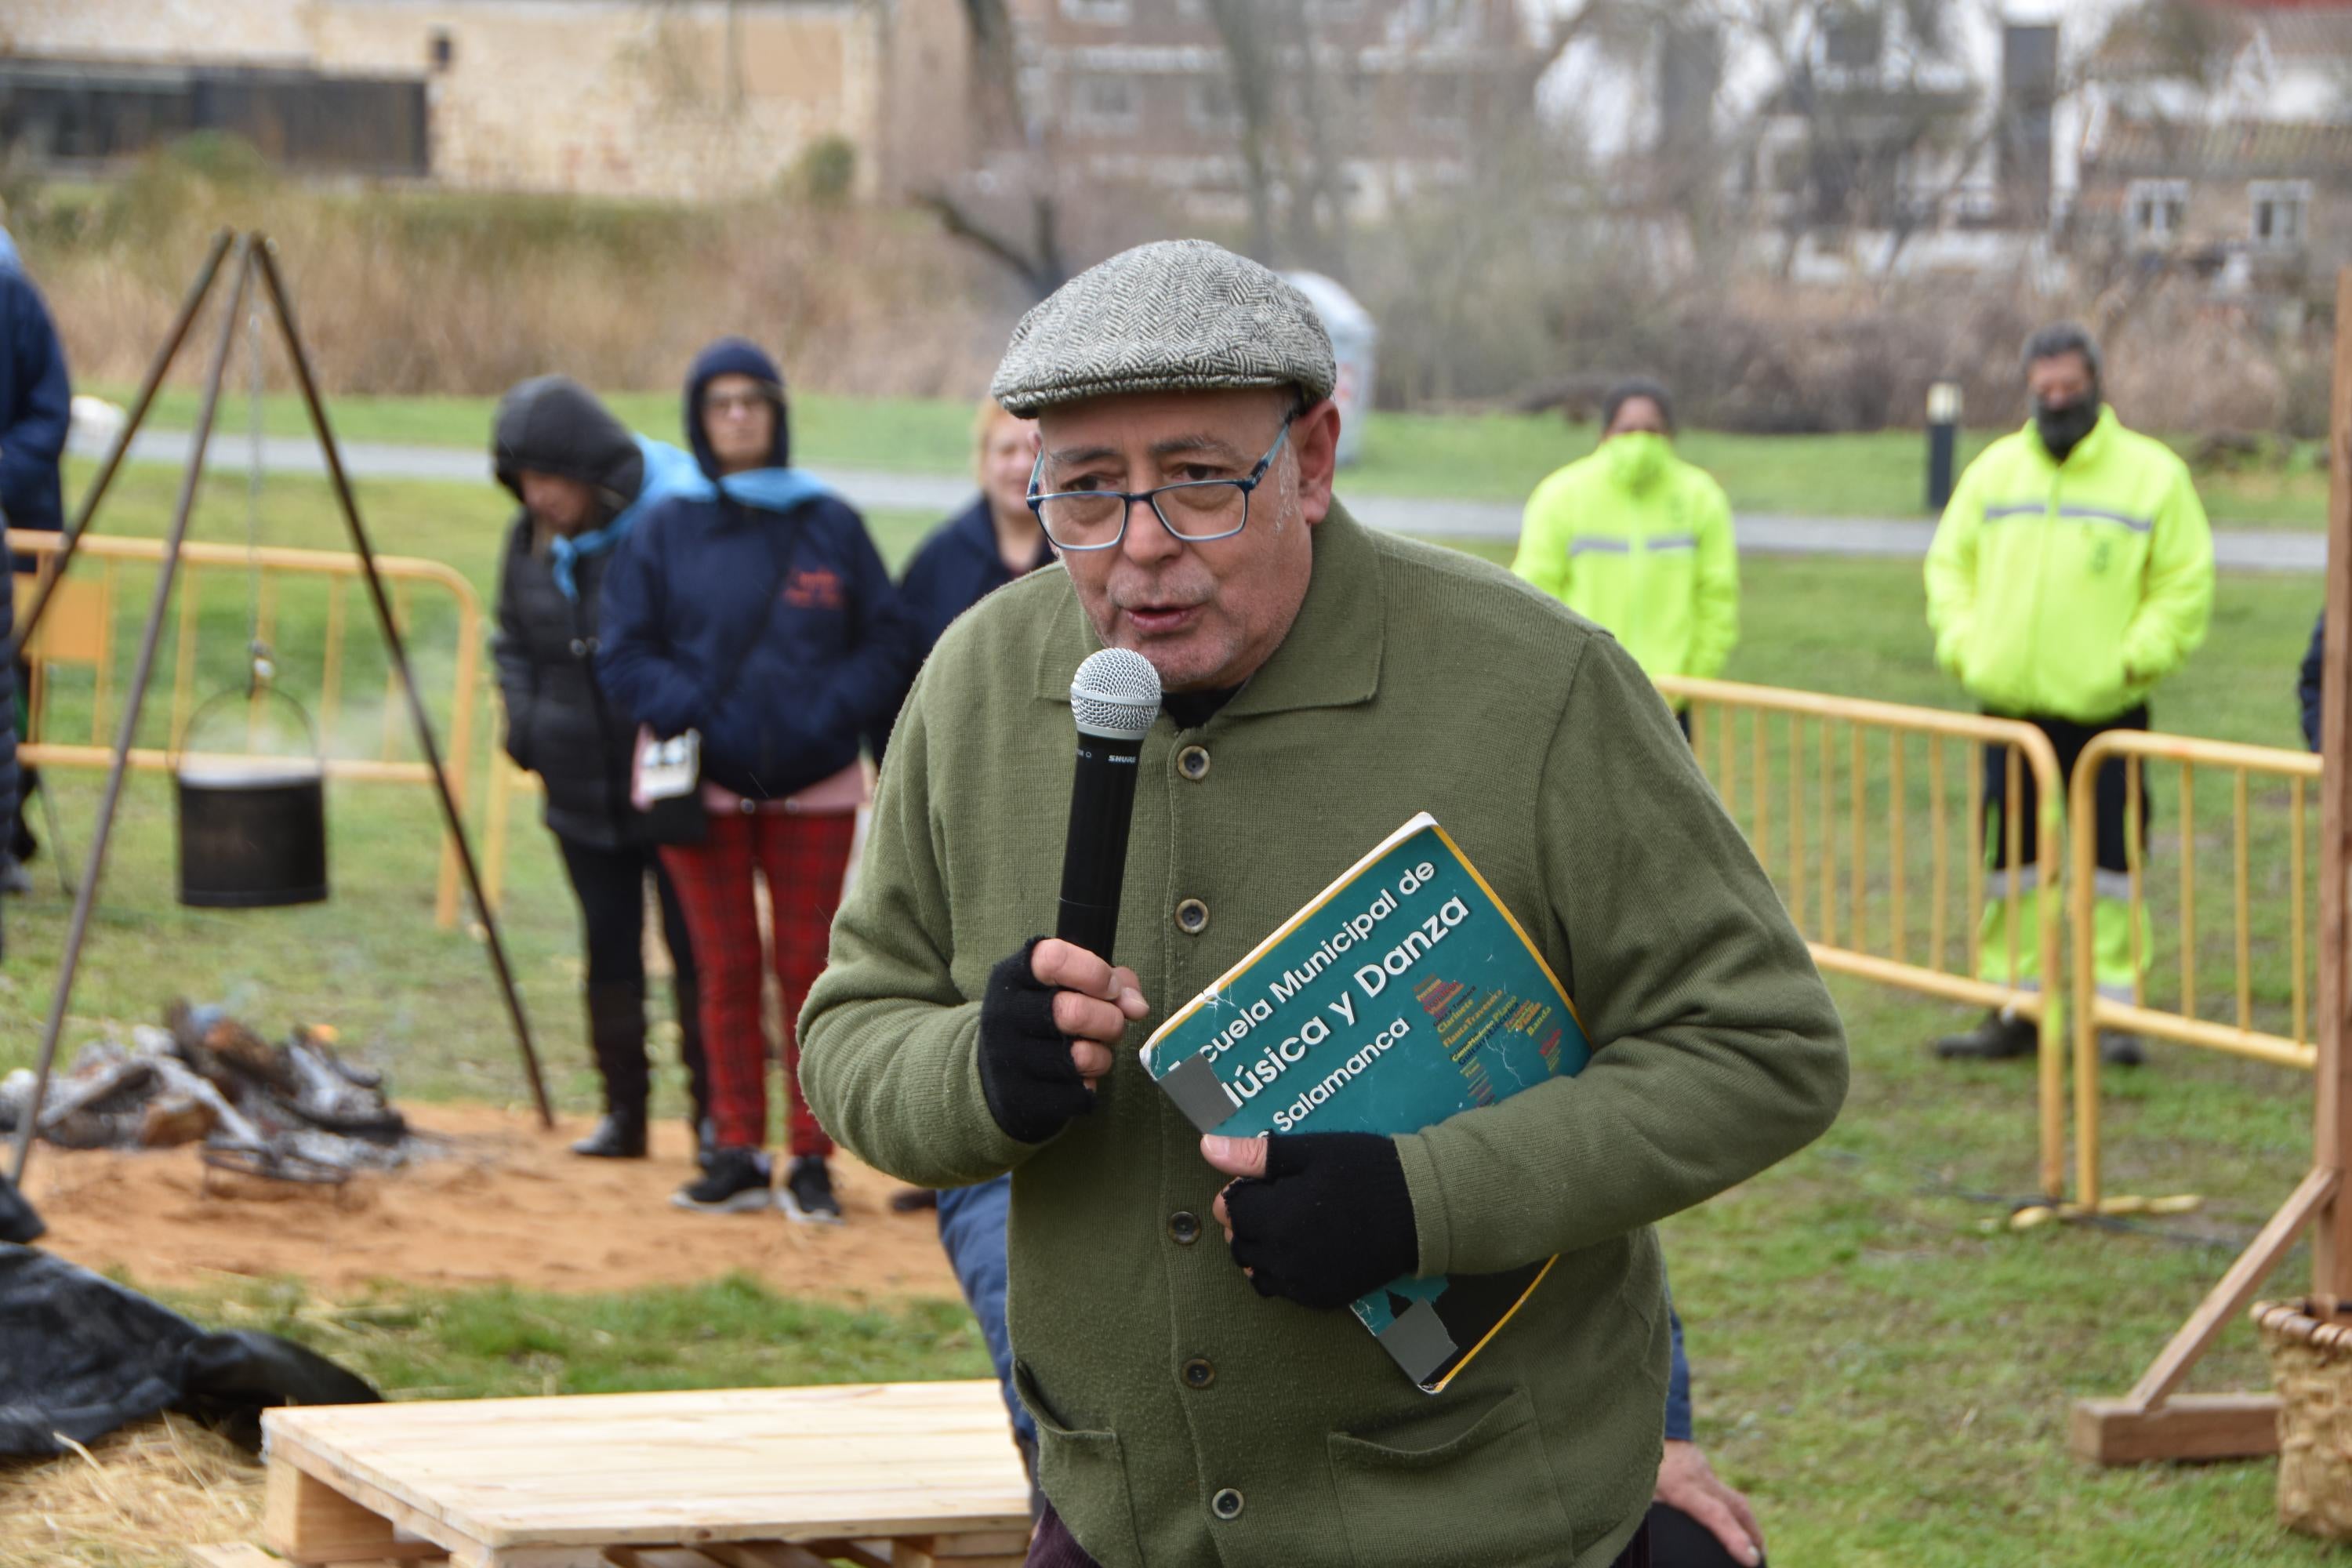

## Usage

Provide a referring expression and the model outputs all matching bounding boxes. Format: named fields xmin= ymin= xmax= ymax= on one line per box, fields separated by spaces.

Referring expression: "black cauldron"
xmin=173 ymin=690 xmax=328 ymax=909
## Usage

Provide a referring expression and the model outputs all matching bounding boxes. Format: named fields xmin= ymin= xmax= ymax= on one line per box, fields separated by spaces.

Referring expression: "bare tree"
xmin=912 ymin=0 xmax=1070 ymax=301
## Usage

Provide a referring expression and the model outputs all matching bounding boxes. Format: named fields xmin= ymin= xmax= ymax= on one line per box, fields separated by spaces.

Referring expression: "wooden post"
xmin=2314 ymin=262 xmax=2352 ymax=1313
xmin=2071 ymin=263 xmax=2352 ymax=1463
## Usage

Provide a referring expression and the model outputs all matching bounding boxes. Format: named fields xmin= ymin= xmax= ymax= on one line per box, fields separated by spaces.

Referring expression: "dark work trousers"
xmin=554 ymin=833 xmax=705 ymax=1112
xmin=1980 ymin=705 xmax=2151 ymax=877
xmin=1025 ymin=1505 xmax=1656 ymax=1566
xmin=1979 ymin=706 xmax=2152 ymax=996
xmin=1648 ymin=1501 xmax=1759 ymax=1568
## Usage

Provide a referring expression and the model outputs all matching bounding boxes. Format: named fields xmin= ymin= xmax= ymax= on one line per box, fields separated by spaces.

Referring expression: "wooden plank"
xmin=268 ymin=1443 xmax=482 ymax=1565
xmin=2069 ymin=1393 xmax=2281 ymax=1465
xmin=2321 ymin=263 xmax=2352 ymax=1312
xmin=263 ymin=1385 xmax=1029 ymax=1553
xmin=699 ymin=1546 xmax=836 ymax=1568
xmin=265 ymin=1457 xmax=446 ymax=1565
xmin=188 ymin=1548 xmax=281 ymax=1568
xmin=899 ymin=1534 xmax=1031 ymax=1558
xmin=2126 ymin=1165 xmax=2338 ymax=1408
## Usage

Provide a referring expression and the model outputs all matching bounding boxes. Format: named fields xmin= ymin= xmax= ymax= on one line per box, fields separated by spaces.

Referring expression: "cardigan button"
xmin=1210 ymin=1487 xmax=1244 ymax=1521
xmin=1177 ymin=744 xmax=1210 ymax=782
xmin=1174 ymin=898 xmax=1209 ymax=935
xmin=1169 ymin=1210 xmax=1201 ymax=1244
xmin=1181 ymin=1356 xmax=1216 ymax=1389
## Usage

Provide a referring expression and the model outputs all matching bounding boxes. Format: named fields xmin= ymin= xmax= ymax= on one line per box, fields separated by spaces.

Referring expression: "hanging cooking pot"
xmin=172 ymin=684 xmax=329 ymax=909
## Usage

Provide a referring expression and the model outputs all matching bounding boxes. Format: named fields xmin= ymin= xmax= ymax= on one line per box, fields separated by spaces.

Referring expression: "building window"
xmin=1400 ymin=0 xmax=1471 ymax=39
xmin=1414 ymin=74 xmax=1468 ymax=134
xmin=2126 ymin=178 xmax=2188 ymax=245
xmin=2252 ymin=180 xmax=2310 ymax=249
xmin=429 ymin=29 xmax=454 ymax=71
xmin=1061 ymin=0 xmax=1131 ymax=22
xmin=1188 ymin=77 xmax=1241 ymax=134
xmin=1821 ymin=8 xmax=1883 ymax=71
xmin=1069 ymin=74 xmax=1139 ymax=135
xmin=1657 ymin=23 xmax=1722 ymax=151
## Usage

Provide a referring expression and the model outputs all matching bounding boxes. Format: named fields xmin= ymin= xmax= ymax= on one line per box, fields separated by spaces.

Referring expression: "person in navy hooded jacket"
xmin=1 ymin=226 xmax=70 ymax=887
xmin=599 ymin=339 xmax=915 ymax=1218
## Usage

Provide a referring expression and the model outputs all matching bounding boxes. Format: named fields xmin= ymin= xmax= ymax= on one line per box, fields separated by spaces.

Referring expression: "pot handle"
xmin=172 ymin=684 xmax=326 ymax=774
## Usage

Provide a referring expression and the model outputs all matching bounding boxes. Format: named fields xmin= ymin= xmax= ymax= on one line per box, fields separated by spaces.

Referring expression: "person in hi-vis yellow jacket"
xmin=1925 ymin=324 xmax=2214 ymax=1067
xmin=1512 ymin=379 xmax=1737 ymax=728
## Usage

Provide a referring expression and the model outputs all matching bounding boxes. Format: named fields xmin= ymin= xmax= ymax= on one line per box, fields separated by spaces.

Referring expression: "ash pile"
xmin=0 ymin=1000 xmax=419 ymax=1183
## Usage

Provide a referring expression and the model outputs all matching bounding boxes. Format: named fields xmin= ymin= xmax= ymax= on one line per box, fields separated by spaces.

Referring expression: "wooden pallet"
xmin=253 ymin=1381 xmax=1032 ymax=1568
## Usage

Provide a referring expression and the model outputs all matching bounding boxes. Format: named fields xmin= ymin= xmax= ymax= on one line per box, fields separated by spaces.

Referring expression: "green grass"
xmin=151 ymin=1274 xmax=993 ymax=1401
xmin=12 ymin=470 xmax=2345 ymax=1563
xmin=91 ymin=383 xmax=2330 ymax=528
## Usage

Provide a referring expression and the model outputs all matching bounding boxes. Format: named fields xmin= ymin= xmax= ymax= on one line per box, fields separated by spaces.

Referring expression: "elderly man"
xmin=1924 ymin=323 xmax=2213 ymax=1068
xmin=800 ymin=240 xmax=1846 ymax=1568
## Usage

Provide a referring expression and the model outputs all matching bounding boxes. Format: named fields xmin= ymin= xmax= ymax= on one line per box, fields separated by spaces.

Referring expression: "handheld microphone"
xmin=1058 ymin=648 xmax=1163 ymax=961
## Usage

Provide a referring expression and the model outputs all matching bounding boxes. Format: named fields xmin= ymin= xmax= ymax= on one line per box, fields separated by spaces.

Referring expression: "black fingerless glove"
xmin=1221 ymin=1131 xmax=1418 ymax=1308
xmin=978 ymin=938 xmax=1093 ymax=1145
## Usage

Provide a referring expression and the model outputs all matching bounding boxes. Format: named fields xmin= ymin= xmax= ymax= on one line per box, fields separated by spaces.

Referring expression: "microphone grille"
xmin=1070 ymin=648 xmax=1163 ymax=741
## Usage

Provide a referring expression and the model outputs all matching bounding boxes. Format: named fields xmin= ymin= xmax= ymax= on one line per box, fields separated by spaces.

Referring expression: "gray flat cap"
xmin=991 ymin=238 xmax=1338 ymax=417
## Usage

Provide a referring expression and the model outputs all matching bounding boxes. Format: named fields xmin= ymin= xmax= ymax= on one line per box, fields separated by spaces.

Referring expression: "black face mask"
xmin=2034 ymin=395 xmax=2100 ymax=463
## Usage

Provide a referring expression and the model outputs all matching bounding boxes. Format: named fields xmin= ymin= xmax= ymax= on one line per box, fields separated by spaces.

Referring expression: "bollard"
xmin=1926 ymin=381 xmax=1962 ymax=513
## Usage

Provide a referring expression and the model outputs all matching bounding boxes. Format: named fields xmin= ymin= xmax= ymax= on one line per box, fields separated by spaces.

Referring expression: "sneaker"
xmin=1932 ymin=1010 xmax=2038 ymax=1062
xmin=780 ymin=1156 xmax=844 ymax=1225
xmin=2100 ymin=1032 xmax=2147 ymax=1068
xmin=671 ymin=1146 xmax=771 ymax=1214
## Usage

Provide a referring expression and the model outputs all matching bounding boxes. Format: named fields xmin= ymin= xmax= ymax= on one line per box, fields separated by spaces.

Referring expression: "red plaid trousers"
xmin=660 ymin=810 xmax=855 ymax=1155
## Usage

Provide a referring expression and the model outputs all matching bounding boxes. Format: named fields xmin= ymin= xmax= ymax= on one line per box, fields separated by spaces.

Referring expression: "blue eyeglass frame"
xmin=1025 ymin=425 xmax=1292 ymax=551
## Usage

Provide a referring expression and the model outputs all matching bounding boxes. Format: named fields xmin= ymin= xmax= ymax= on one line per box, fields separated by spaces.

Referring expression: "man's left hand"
xmin=1655 ymin=1439 xmax=1764 ymax=1566
xmin=1201 ymin=1132 xmax=1417 ymax=1308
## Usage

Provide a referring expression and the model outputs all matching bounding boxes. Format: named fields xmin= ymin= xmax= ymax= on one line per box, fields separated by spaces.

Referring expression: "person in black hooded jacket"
xmin=599 ymin=339 xmax=915 ymax=1219
xmin=491 ymin=376 xmax=708 ymax=1163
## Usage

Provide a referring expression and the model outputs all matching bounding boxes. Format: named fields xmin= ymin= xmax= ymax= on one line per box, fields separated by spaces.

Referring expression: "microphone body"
xmin=1057 ymin=648 xmax=1163 ymax=962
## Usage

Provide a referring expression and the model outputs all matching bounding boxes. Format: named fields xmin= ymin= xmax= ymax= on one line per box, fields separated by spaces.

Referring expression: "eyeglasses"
xmin=703 ymin=390 xmax=771 ymax=418
xmin=1026 ymin=426 xmax=1290 ymax=552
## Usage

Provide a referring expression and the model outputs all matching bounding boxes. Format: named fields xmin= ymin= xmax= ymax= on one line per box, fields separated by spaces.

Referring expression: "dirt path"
xmin=20 ymin=1102 xmax=964 ymax=1300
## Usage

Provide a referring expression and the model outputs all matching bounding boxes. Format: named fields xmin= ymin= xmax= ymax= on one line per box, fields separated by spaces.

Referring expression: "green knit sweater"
xmin=801 ymin=505 xmax=1848 ymax=1568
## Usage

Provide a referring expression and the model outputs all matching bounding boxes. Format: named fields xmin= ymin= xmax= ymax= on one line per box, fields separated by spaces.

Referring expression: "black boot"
xmin=1932 ymin=1009 xmax=2038 ymax=1061
xmin=674 ymin=974 xmax=714 ymax=1168
xmin=573 ymin=980 xmax=650 ymax=1159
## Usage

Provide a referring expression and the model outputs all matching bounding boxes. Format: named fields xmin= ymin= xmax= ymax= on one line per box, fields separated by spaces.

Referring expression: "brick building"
xmin=2074 ymin=0 xmax=2352 ymax=292
xmin=0 ymin=0 xmax=971 ymax=201
xmin=1006 ymin=0 xmax=1534 ymax=221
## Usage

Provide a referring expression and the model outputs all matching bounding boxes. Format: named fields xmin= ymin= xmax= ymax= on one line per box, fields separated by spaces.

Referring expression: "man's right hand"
xmin=977 ymin=938 xmax=1149 ymax=1145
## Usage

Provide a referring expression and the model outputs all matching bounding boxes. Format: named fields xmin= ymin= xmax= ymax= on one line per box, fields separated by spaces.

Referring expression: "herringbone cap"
xmin=991 ymin=239 xmax=1338 ymax=417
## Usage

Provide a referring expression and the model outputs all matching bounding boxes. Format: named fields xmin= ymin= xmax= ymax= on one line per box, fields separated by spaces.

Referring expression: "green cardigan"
xmin=801 ymin=505 xmax=1847 ymax=1568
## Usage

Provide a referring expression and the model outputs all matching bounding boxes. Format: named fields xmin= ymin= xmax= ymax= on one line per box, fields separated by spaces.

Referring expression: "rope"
xmin=243 ymin=295 xmax=271 ymax=698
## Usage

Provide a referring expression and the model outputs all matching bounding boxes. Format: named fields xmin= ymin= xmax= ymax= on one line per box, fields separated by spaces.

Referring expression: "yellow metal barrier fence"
xmin=9 ymin=528 xmax=485 ymax=929
xmin=1660 ymin=676 xmax=2071 ymax=1198
xmin=2069 ymin=731 xmax=2323 ymax=1210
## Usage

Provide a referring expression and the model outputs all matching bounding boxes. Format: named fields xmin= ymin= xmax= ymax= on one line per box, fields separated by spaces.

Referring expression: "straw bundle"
xmin=0 ymin=1413 xmax=262 ymax=1567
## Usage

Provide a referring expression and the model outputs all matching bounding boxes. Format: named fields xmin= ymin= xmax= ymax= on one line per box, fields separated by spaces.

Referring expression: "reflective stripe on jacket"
xmin=1509 ymin=448 xmax=1738 ymax=686
xmin=1925 ymin=408 xmax=2213 ymax=724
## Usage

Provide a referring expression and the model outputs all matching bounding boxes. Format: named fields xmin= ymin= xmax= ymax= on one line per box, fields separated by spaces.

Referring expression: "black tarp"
xmin=0 ymin=1243 xmax=378 ymax=1456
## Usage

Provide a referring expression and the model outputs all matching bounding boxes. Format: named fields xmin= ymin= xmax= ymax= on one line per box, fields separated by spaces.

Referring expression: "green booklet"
xmin=1141 ymin=812 xmax=1591 ymax=1392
